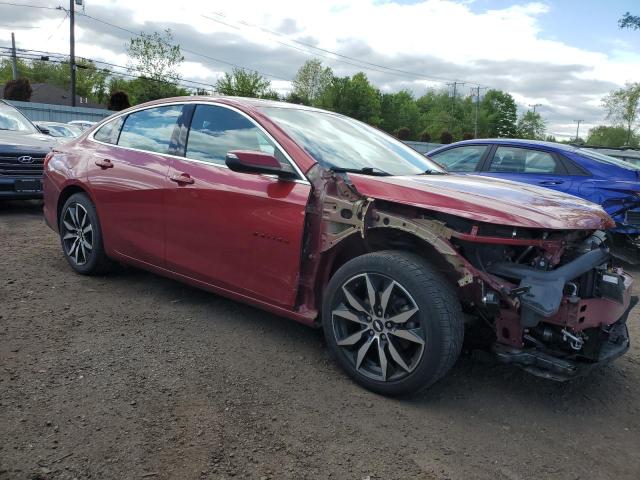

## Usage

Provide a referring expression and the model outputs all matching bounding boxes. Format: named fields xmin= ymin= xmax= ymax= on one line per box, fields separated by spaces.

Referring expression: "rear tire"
xmin=322 ymin=251 xmax=463 ymax=396
xmin=59 ymin=192 xmax=111 ymax=275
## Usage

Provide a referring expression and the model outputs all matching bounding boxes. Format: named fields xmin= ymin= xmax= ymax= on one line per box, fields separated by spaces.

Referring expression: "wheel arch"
xmin=315 ymin=227 xmax=461 ymax=308
xmin=57 ymin=183 xmax=93 ymax=225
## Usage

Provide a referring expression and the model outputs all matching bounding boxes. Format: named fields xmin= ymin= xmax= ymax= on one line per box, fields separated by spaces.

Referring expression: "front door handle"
xmin=170 ymin=173 xmax=195 ymax=185
xmin=539 ymin=180 xmax=564 ymax=185
xmin=95 ymin=159 xmax=113 ymax=169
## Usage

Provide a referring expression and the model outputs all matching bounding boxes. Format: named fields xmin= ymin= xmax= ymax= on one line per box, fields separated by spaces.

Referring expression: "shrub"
xmin=395 ymin=127 xmax=411 ymax=140
xmin=462 ymin=132 xmax=474 ymax=140
xmin=108 ymin=90 xmax=131 ymax=111
xmin=440 ymin=131 xmax=453 ymax=144
xmin=419 ymin=130 xmax=432 ymax=142
xmin=3 ymin=78 xmax=32 ymax=101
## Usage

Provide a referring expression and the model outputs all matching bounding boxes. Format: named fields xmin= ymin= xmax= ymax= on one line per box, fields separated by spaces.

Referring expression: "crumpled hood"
xmin=348 ymin=173 xmax=614 ymax=230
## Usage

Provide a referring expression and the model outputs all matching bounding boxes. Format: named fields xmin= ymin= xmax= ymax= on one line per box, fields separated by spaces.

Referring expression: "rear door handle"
xmin=170 ymin=173 xmax=195 ymax=185
xmin=95 ymin=159 xmax=114 ymax=169
xmin=539 ymin=180 xmax=564 ymax=185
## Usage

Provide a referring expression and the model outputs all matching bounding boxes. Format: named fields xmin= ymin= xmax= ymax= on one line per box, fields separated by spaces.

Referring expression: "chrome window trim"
xmin=88 ymin=100 xmax=310 ymax=184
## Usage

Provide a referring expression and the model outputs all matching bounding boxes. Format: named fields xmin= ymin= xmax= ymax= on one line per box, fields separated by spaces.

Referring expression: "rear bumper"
xmin=493 ymin=295 xmax=637 ymax=381
xmin=0 ymin=176 xmax=43 ymax=199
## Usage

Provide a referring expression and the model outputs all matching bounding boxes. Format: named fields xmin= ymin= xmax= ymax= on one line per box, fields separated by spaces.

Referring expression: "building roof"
xmin=2 ymin=82 xmax=105 ymax=108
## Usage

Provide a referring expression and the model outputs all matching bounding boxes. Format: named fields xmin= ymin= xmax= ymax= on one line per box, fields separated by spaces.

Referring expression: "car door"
xmin=428 ymin=144 xmax=490 ymax=172
xmin=88 ymin=103 xmax=185 ymax=267
xmin=479 ymin=145 xmax=572 ymax=192
xmin=164 ymin=103 xmax=311 ymax=308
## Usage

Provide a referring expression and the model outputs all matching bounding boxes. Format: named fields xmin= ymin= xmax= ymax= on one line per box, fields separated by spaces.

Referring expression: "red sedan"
xmin=43 ymin=97 xmax=635 ymax=395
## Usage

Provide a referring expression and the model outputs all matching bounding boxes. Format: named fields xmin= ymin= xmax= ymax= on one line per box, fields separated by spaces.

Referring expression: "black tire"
xmin=322 ymin=251 xmax=463 ymax=396
xmin=59 ymin=192 xmax=112 ymax=275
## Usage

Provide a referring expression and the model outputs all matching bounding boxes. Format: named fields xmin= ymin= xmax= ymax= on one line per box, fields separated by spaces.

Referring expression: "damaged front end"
xmin=464 ymin=230 xmax=636 ymax=380
xmin=302 ymin=167 xmax=636 ymax=381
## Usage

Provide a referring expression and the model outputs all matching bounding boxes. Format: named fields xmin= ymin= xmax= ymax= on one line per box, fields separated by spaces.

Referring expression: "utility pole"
xmin=448 ymin=82 xmax=462 ymax=132
xmin=10 ymin=32 xmax=18 ymax=79
xmin=69 ymin=0 xmax=76 ymax=106
xmin=574 ymin=119 xmax=583 ymax=141
xmin=472 ymin=86 xmax=487 ymax=138
xmin=528 ymin=103 xmax=542 ymax=113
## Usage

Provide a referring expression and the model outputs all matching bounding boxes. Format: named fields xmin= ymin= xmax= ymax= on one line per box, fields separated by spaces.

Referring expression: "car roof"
xmin=121 ymin=95 xmax=337 ymax=116
xmin=434 ymin=138 xmax=581 ymax=153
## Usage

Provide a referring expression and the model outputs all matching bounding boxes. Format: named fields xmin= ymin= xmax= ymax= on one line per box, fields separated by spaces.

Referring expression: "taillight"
xmin=44 ymin=151 xmax=54 ymax=169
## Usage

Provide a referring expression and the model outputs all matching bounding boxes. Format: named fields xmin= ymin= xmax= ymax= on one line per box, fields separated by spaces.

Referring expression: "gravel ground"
xmin=1 ymin=200 xmax=640 ymax=480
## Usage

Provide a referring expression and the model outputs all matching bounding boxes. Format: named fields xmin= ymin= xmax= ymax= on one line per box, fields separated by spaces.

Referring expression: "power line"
xmin=0 ymin=1 xmax=488 ymax=88
xmin=0 ymin=1 xmax=291 ymax=82
xmin=203 ymin=11 xmax=487 ymax=86
xmin=73 ymin=10 xmax=291 ymax=81
xmin=0 ymin=48 xmax=217 ymax=91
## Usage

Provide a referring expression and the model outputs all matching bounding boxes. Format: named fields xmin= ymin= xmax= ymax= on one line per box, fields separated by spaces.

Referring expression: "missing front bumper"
xmin=492 ymin=296 xmax=637 ymax=381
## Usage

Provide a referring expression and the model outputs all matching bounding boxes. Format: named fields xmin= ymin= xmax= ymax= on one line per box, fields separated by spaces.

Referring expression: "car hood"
xmin=0 ymin=130 xmax=59 ymax=153
xmin=348 ymin=173 xmax=614 ymax=230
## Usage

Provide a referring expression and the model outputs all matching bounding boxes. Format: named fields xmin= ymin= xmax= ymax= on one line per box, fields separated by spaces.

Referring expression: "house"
xmin=2 ymin=82 xmax=105 ymax=109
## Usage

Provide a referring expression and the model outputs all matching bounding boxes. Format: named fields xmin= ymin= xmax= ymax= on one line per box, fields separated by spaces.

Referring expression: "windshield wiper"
xmin=329 ymin=166 xmax=391 ymax=176
xmin=419 ymin=169 xmax=447 ymax=175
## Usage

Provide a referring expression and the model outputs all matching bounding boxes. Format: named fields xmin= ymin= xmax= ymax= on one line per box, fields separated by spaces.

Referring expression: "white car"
xmin=35 ymin=121 xmax=82 ymax=138
xmin=67 ymin=120 xmax=97 ymax=132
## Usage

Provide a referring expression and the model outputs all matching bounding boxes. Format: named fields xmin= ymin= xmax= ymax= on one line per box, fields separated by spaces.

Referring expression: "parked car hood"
xmin=348 ymin=173 xmax=614 ymax=230
xmin=0 ymin=129 xmax=58 ymax=153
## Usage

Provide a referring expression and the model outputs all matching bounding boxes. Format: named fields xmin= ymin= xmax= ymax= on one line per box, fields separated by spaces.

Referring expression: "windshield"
xmin=47 ymin=124 xmax=80 ymax=137
xmin=260 ymin=106 xmax=444 ymax=176
xmin=578 ymin=148 xmax=640 ymax=171
xmin=0 ymin=103 xmax=38 ymax=133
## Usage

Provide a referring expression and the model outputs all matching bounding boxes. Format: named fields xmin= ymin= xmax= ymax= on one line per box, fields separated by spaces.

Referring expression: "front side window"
xmin=429 ymin=145 xmax=488 ymax=172
xmin=488 ymin=146 xmax=561 ymax=174
xmin=259 ymin=106 xmax=444 ymax=176
xmin=94 ymin=117 xmax=124 ymax=144
xmin=185 ymin=105 xmax=279 ymax=165
xmin=118 ymin=105 xmax=183 ymax=154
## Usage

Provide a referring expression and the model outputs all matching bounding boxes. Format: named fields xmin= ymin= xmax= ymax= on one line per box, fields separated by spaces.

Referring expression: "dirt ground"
xmin=1 ymin=200 xmax=639 ymax=480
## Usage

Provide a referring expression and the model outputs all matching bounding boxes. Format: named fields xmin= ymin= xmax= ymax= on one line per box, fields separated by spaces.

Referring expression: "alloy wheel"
xmin=331 ymin=273 xmax=425 ymax=382
xmin=61 ymin=203 xmax=93 ymax=266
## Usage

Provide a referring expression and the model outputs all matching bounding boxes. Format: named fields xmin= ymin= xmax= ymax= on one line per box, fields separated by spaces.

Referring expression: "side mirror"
xmin=225 ymin=150 xmax=297 ymax=179
xmin=37 ymin=125 xmax=51 ymax=135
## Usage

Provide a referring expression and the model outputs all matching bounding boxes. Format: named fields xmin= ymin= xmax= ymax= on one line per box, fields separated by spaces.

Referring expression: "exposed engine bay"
xmin=301 ymin=167 xmax=636 ymax=380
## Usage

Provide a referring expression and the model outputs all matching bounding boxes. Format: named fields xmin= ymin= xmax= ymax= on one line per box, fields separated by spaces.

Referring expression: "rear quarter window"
xmin=93 ymin=117 xmax=124 ymax=144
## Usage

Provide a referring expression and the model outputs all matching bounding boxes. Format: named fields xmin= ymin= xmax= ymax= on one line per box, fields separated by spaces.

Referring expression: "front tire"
xmin=322 ymin=251 xmax=463 ymax=396
xmin=59 ymin=192 xmax=111 ymax=275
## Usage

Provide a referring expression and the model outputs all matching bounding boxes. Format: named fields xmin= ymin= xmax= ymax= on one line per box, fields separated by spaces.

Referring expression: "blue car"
xmin=427 ymin=139 xmax=640 ymax=259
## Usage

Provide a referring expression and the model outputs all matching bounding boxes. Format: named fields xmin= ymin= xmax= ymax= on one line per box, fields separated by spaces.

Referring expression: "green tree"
xmin=517 ymin=110 xmax=546 ymax=139
xmin=619 ymin=12 xmax=640 ymax=30
xmin=318 ymin=72 xmax=381 ymax=125
xmin=603 ymin=82 xmax=640 ymax=144
xmin=481 ymin=90 xmax=518 ymax=138
xmin=587 ymin=125 xmax=639 ymax=147
xmin=128 ymin=29 xmax=183 ymax=84
xmin=1 ymin=57 xmax=110 ymax=104
xmin=215 ymin=68 xmax=278 ymax=99
xmin=291 ymin=59 xmax=333 ymax=106
xmin=380 ymin=90 xmax=421 ymax=138
xmin=126 ymin=29 xmax=186 ymax=102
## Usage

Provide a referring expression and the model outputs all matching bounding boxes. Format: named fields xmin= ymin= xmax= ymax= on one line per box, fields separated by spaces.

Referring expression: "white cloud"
xmin=2 ymin=0 xmax=639 ymax=139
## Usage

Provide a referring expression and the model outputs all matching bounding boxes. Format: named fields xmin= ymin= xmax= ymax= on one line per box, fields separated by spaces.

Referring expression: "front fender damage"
xmin=296 ymin=167 xmax=636 ymax=381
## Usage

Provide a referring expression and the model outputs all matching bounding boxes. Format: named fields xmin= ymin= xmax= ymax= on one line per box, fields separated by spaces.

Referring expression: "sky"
xmin=1 ymin=0 xmax=639 ymax=139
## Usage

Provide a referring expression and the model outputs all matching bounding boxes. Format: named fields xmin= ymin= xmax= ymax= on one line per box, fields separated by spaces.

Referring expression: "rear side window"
xmin=185 ymin=105 xmax=279 ymax=165
xmin=93 ymin=117 xmax=124 ymax=144
xmin=429 ymin=145 xmax=488 ymax=172
xmin=118 ymin=105 xmax=183 ymax=154
xmin=489 ymin=146 xmax=562 ymax=174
